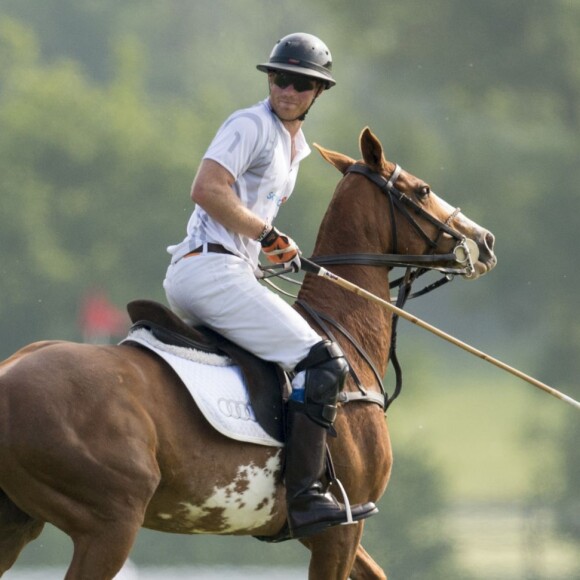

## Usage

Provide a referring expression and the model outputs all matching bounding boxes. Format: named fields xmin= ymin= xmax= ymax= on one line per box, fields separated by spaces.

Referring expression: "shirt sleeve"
xmin=203 ymin=111 xmax=267 ymax=181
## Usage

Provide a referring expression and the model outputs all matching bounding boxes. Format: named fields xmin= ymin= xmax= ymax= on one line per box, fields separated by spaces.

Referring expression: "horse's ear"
xmin=313 ymin=143 xmax=356 ymax=175
xmin=360 ymin=127 xmax=386 ymax=171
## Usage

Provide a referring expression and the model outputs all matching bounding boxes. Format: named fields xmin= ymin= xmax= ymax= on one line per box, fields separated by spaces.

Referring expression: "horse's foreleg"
xmin=350 ymin=544 xmax=387 ymax=580
xmin=66 ymin=520 xmax=142 ymax=580
xmin=300 ymin=521 xmax=366 ymax=580
xmin=0 ymin=489 xmax=45 ymax=576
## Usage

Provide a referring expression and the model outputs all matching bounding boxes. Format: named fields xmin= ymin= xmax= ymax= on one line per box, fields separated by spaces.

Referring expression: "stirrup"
xmin=331 ymin=477 xmax=354 ymax=525
xmin=287 ymin=494 xmax=378 ymax=539
xmin=325 ymin=445 xmax=354 ymax=525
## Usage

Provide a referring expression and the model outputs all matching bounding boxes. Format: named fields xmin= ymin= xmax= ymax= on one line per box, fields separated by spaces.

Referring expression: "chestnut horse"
xmin=0 ymin=128 xmax=496 ymax=579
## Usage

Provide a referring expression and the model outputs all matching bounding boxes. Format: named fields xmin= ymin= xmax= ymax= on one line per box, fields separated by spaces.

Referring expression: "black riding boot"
xmin=284 ymin=401 xmax=378 ymax=539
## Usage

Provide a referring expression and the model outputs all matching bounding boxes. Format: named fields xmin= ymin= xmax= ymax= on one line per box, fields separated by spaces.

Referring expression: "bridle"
xmin=312 ymin=163 xmax=476 ymax=280
xmin=297 ymin=162 xmax=478 ymax=411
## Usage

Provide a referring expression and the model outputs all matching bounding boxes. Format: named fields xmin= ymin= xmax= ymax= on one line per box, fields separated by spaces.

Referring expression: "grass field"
xmin=448 ymin=503 xmax=579 ymax=579
xmin=386 ymin=331 xmax=579 ymax=578
xmin=387 ymin=332 xmax=569 ymax=501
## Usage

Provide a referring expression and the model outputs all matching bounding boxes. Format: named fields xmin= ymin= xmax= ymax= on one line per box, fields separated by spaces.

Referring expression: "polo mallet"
xmin=301 ymin=257 xmax=580 ymax=411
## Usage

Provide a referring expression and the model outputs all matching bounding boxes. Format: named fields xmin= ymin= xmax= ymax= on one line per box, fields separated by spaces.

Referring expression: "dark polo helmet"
xmin=257 ymin=33 xmax=336 ymax=89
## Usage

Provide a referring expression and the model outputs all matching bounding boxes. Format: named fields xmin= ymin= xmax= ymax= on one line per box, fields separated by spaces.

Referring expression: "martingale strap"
xmin=296 ymin=299 xmax=387 ymax=409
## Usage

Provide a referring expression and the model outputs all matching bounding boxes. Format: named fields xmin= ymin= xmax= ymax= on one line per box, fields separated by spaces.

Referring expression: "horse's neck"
xmin=297 ymin=177 xmax=396 ymax=386
xmin=297 ymin=265 xmax=393 ymax=384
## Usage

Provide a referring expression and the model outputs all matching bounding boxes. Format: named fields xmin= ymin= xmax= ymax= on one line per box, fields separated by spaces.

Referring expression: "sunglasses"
xmin=271 ymin=72 xmax=318 ymax=93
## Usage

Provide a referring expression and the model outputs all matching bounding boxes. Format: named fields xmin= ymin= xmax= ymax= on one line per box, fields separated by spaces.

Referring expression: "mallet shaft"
xmin=302 ymin=258 xmax=580 ymax=411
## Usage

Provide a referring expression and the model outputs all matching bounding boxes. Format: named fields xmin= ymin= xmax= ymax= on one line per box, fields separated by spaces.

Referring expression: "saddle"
xmin=126 ymin=299 xmax=287 ymax=442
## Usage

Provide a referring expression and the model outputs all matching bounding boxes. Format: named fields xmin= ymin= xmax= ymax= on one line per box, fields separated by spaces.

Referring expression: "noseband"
xmin=313 ymin=163 xmax=476 ymax=279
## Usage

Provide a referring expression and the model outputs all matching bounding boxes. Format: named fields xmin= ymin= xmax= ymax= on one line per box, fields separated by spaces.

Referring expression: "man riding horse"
xmin=162 ymin=33 xmax=378 ymax=539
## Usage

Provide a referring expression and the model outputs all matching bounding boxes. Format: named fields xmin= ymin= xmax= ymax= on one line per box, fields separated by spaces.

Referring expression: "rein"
xmin=296 ymin=299 xmax=387 ymax=409
xmin=264 ymin=265 xmax=421 ymax=412
xmin=291 ymin=267 xmax=416 ymax=413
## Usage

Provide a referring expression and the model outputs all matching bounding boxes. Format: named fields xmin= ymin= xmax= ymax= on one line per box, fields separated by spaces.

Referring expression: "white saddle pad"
xmin=122 ymin=328 xmax=283 ymax=447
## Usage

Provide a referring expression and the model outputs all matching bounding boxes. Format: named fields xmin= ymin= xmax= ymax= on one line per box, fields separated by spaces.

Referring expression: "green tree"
xmin=0 ymin=17 xmax=203 ymax=355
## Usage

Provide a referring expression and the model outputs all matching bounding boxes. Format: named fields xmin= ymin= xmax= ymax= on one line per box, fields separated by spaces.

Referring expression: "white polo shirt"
xmin=168 ymin=98 xmax=311 ymax=267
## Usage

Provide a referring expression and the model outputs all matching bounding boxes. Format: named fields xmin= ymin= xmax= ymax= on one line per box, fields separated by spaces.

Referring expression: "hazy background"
xmin=1 ymin=0 xmax=579 ymax=578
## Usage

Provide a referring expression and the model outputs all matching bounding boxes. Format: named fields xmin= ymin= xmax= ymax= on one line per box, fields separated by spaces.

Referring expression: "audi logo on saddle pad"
xmin=218 ymin=398 xmax=256 ymax=422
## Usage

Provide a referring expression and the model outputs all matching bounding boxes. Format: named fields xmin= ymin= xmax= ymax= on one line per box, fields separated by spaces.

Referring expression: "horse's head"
xmin=313 ymin=127 xmax=497 ymax=280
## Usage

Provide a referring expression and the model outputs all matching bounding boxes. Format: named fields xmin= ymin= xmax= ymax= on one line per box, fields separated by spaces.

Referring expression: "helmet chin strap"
xmin=295 ymin=95 xmax=317 ymax=121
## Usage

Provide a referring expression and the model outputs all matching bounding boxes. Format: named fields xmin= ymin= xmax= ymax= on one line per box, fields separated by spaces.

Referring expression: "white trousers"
xmin=163 ymin=253 xmax=321 ymax=371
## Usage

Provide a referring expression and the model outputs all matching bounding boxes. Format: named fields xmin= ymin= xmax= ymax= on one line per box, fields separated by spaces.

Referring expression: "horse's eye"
xmin=417 ymin=185 xmax=431 ymax=199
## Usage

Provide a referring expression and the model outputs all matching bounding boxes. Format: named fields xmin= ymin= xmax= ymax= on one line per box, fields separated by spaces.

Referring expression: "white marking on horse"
xmin=180 ymin=454 xmax=281 ymax=532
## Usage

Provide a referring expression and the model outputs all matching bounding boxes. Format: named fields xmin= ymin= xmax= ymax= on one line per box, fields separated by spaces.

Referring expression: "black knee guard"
xmin=294 ymin=340 xmax=349 ymax=428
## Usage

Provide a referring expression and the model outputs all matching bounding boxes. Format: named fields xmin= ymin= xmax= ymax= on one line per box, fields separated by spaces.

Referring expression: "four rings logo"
xmin=217 ymin=398 xmax=257 ymax=422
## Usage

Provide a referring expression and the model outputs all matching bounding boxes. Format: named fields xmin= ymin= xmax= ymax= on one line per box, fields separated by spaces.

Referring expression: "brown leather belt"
xmin=182 ymin=243 xmax=234 ymax=259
